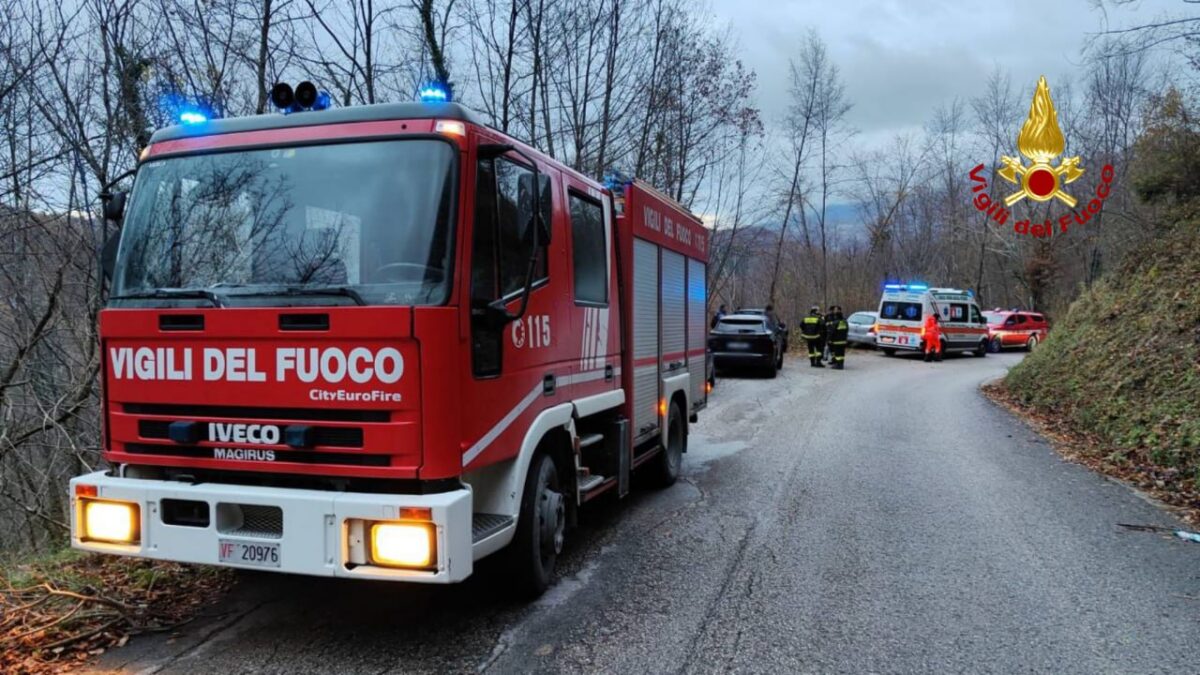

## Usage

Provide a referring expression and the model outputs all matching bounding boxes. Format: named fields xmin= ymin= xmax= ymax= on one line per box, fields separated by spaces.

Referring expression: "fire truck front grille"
xmin=124 ymin=443 xmax=388 ymax=467
xmin=137 ymin=420 xmax=364 ymax=448
xmin=124 ymin=403 xmax=388 ymax=423
xmin=217 ymin=503 xmax=283 ymax=539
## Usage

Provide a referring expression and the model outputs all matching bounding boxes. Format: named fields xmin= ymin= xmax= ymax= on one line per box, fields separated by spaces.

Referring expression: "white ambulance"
xmin=874 ymin=284 xmax=990 ymax=357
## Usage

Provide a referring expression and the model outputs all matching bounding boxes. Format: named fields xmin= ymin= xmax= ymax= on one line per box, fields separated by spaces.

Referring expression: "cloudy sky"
xmin=707 ymin=0 xmax=1168 ymax=148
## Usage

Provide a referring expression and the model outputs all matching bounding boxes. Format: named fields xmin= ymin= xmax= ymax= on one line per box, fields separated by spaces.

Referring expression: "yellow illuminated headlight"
xmin=370 ymin=522 xmax=435 ymax=569
xmin=83 ymin=499 xmax=140 ymax=544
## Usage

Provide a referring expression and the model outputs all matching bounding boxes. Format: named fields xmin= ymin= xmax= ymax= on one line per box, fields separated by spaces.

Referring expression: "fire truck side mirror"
xmin=479 ymin=301 xmax=513 ymax=328
xmin=477 ymin=143 xmax=514 ymax=159
xmin=101 ymin=190 xmax=127 ymax=223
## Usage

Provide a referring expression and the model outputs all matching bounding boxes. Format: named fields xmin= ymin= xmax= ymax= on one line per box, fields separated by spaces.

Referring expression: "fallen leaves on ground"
xmin=984 ymin=381 xmax=1200 ymax=527
xmin=0 ymin=553 xmax=233 ymax=674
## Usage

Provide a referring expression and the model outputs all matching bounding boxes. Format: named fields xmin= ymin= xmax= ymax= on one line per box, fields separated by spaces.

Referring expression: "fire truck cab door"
xmin=461 ymin=147 xmax=569 ymax=470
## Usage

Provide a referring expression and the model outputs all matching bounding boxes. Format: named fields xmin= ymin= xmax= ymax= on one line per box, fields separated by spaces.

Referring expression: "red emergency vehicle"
xmin=71 ymin=95 xmax=708 ymax=595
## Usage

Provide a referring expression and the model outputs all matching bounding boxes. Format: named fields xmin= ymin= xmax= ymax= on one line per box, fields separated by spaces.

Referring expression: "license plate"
xmin=219 ymin=539 xmax=280 ymax=568
xmin=727 ymin=341 xmax=751 ymax=350
xmin=879 ymin=336 xmax=895 ymax=343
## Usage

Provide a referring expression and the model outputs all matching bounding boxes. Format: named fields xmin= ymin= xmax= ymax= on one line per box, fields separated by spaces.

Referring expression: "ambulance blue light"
xmin=908 ymin=283 xmax=928 ymax=291
xmin=179 ymin=110 xmax=208 ymax=124
xmin=419 ymin=82 xmax=450 ymax=103
xmin=884 ymin=283 xmax=903 ymax=290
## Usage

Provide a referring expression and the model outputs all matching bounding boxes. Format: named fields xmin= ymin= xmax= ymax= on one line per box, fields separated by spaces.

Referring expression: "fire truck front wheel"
xmin=509 ymin=452 xmax=565 ymax=597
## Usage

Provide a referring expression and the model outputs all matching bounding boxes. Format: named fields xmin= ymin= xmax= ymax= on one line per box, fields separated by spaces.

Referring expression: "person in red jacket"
xmin=923 ymin=312 xmax=943 ymax=362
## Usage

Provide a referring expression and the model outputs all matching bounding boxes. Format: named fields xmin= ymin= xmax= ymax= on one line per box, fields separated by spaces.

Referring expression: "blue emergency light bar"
xmin=907 ymin=283 xmax=928 ymax=291
xmin=883 ymin=283 xmax=904 ymax=290
xmin=178 ymin=110 xmax=208 ymax=125
xmin=419 ymin=81 xmax=451 ymax=103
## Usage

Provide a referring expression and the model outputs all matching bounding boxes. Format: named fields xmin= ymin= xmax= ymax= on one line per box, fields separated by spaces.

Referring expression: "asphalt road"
xmin=96 ymin=349 xmax=1200 ymax=674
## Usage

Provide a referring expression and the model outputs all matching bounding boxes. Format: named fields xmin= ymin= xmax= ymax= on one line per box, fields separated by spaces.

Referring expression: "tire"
xmin=776 ymin=349 xmax=784 ymax=371
xmin=650 ymin=402 xmax=686 ymax=487
xmin=765 ymin=358 xmax=778 ymax=378
xmin=989 ymin=337 xmax=1002 ymax=353
xmin=508 ymin=452 xmax=565 ymax=598
xmin=975 ymin=340 xmax=987 ymax=357
xmin=882 ymin=348 xmax=895 ymax=357
xmin=1026 ymin=335 xmax=1039 ymax=351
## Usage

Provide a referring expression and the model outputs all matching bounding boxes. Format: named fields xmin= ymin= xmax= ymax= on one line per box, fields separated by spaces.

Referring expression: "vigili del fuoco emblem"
xmin=968 ymin=75 xmax=1114 ymax=238
xmin=998 ymin=76 xmax=1084 ymax=208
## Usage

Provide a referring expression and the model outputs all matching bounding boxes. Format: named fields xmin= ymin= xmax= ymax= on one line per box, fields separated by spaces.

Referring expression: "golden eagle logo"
xmin=998 ymin=76 xmax=1084 ymax=207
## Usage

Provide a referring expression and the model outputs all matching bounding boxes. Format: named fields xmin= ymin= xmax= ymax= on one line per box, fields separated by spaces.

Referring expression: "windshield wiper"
xmin=227 ymin=285 xmax=366 ymax=306
xmin=112 ymin=288 xmax=226 ymax=307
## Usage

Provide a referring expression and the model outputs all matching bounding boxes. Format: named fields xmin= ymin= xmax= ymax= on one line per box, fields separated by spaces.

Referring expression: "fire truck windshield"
xmin=112 ymin=139 xmax=457 ymax=306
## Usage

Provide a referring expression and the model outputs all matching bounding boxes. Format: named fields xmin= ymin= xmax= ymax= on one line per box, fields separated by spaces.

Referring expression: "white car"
xmin=846 ymin=311 xmax=879 ymax=347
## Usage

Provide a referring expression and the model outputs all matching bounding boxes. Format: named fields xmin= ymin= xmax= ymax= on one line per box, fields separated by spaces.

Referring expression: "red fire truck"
xmin=71 ymin=93 xmax=709 ymax=595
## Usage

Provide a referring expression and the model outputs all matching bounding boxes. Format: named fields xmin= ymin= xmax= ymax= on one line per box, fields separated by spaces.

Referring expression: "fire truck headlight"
xmin=82 ymin=499 xmax=140 ymax=544
xmin=370 ymin=522 xmax=435 ymax=569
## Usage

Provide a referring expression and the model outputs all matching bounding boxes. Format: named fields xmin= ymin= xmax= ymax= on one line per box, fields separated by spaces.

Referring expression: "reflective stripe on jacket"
xmin=828 ymin=319 xmax=849 ymax=345
xmin=801 ymin=315 xmax=825 ymax=340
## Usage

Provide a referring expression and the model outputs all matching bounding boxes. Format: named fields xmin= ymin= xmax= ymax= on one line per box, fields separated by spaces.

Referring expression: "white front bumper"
xmin=69 ymin=472 xmax=473 ymax=583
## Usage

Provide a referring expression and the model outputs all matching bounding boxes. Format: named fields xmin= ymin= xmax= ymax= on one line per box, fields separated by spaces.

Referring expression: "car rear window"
xmin=1030 ymin=314 xmax=1045 ymax=322
xmin=985 ymin=314 xmax=1005 ymax=325
xmin=717 ymin=318 xmax=767 ymax=330
xmin=849 ymin=313 xmax=874 ymax=325
xmin=880 ymin=302 xmax=922 ymax=321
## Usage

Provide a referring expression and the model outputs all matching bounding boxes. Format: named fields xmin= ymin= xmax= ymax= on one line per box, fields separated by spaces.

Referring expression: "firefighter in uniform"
xmin=827 ymin=306 xmax=849 ymax=370
xmin=923 ymin=312 xmax=943 ymax=362
xmin=800 ymin=305 xmax=826 ymax=368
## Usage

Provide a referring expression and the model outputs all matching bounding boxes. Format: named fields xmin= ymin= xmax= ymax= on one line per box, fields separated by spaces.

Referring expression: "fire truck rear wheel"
xmin=651 ymin=401 xmax=686 ymax=488
xmin=509 ymin=452 xmax=564 ymax=597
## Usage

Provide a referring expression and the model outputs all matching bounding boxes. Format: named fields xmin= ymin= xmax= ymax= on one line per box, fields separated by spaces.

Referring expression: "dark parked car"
xmin=709 ymin=314 xmax=785 ymax=377
xmin=735 ymin=307 xmax=788 ymax=351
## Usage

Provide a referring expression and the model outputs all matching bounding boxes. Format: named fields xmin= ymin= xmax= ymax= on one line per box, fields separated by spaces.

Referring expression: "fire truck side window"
xmin=471 ymin=159 xmax=503 ymax=377
xmin=495 ymin=159 xmax=549 ymax=296
xmin=568 ymin=192 xmax=607 ymax=305
xmin=470 ymin=156 xmax=551 ymax=377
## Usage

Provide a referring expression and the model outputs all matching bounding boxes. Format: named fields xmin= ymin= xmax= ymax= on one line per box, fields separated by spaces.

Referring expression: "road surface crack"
xmin=676 ymin=519 xmax=757 ymax=675
xmin=140 ymin=599 xmax=275 ymax=674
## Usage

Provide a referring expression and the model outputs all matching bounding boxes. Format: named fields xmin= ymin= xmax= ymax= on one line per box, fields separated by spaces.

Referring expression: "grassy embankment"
xmin=990 ymin=218 xmax=1200 ymax=520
